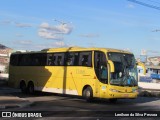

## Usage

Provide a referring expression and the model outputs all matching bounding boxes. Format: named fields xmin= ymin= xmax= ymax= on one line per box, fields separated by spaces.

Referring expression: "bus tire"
xmin=27 ymin=82 xmax=34 ymax=94
xmin=20 ymin=81 xmax=27 ymax=93
xmin=109 ymin=98 xmax=117 ymax=103
xmin=83 ymin=86 xmax=93 ymax=102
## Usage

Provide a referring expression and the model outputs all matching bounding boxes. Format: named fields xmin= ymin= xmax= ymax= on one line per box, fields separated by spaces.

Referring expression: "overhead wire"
xmin=147 ymin=0 xmax=160 ymax=5
xmin=127 ymin=0 xmax=160 ymax=10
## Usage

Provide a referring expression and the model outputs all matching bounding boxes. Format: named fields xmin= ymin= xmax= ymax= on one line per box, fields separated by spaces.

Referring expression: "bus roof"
xmin=42 ymin=47 xmax=132 ymax=54
xmin=12 ymin=47 xmax=133 ymax=54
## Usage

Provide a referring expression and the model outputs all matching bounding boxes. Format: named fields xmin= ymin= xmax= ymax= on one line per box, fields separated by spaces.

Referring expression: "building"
xmin=0 ymin=44 xmax=13 ymax=73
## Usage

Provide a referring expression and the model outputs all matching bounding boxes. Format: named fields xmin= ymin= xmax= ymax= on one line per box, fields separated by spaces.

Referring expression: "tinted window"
xmin=79 ymin=52 xmax=92 ymax=67
xmin=94 ymin=51 xmax=108 ymax=83
xmin=65 ymin=52 xmax=79 ymax=66
xmin=19 ymin=54 xmax=32 ymax=66
xmin=53 ymin=53 xmax=65 ymax=66
xmin=10 ymin=54 xmax=19 ymax=66
xmin=31 ymin=54 xmax=47 ymax=66
xmin=15 ymin=53 xmax=47 ymax=66
xmin=47 ymin=53 xmax=56 ymax=66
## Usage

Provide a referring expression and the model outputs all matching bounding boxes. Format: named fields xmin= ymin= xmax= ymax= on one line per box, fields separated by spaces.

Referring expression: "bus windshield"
xmin=108 ymin=52 xmax=138 ymax=87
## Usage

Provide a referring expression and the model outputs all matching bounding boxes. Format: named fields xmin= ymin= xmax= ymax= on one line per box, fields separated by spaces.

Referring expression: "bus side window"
xmin=31 ymin=54 xmax=47 ymax=66
xmin=74 ymin=53 xmax=79 ymax=65
xmin=79 ymin=52 xmax=92 ymax=67
xmin=31 ymin=54 xmax=40 ymax=66
xmin=47 ymin=54 xmax=55 ymax=66
xmin=57 ymin=56 xmax=62 ymax=65
xmin=54 ymin=53 xmax=64 ymax=66
xmin=40 ymin=54 xmax=47 ymax=66
xmin=19 ymin=54 xmax=32 ymax=66
xmin=82 ymin=55 xmax=88 ymax=66
xmin=19 ymin=55 xmax=24 ymax=66
xmin=53 ymin=56 xmax=56 ymax=65
xmin=66 ymin=53 xmax=73 ymax=66
xmin=65 ymin=52 xmax=79 ymax=66
xmin=10 ymin=54 xmax=19 ymax=66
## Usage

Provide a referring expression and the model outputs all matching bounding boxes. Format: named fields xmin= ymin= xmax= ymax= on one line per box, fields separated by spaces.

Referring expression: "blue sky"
xmin=0 ymin=0 xmax=160 ymax=57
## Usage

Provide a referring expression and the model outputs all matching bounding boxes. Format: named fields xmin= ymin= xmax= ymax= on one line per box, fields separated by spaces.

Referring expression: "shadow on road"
xmin=1 ymin=85 xmax=160 ymax=112
xmin=1 ymin=78 xmax=160 ymax=108
xmin=5 ymin=85 xmax=160 ymax=105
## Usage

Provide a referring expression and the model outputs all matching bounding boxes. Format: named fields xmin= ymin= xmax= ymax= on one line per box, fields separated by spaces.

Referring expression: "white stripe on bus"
xmin=35 ymin=87 xmax=78 ymax=95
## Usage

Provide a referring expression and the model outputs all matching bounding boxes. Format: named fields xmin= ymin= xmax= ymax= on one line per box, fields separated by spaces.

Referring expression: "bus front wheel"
xmin=83 ymin=86 xmax=93 ymax=102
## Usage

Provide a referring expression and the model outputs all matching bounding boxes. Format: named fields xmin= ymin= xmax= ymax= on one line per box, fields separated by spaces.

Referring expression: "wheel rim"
xmin=29 ymin=86 xmax=32 ymax=93
xmin=22 ymin=85 xmax=25 ymax=90
xmin=29 ymin=85 xmax=34 ymax=93
xmin=86 ymin=90 xmax=90 ymax=98
xmin=21 ymin=84 xmax=26 ymax=91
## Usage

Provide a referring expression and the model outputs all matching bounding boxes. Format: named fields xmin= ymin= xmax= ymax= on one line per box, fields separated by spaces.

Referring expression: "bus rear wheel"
xmin=20 ymin=81 xmax=27 ymax=93
xmin=27 ymin=82 xmax=34 ymax=94
xmin=83 ymin=86 xmax=93 ymax=102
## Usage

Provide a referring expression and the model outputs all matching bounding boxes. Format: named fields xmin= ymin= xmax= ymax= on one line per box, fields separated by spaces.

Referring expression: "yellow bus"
xmin=137 ymin=62 xmax=146 ymax=75
xmin=9 ymin=47 xmax=138 ymax=102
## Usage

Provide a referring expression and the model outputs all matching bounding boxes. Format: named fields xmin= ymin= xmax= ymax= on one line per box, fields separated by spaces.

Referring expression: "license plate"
xmin=123 ymin=94 xmax=129 ymax=97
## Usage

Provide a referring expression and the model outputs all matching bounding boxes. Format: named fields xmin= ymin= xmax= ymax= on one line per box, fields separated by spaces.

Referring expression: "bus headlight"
xmin=109 ymin=88 xmax=120 ymax=92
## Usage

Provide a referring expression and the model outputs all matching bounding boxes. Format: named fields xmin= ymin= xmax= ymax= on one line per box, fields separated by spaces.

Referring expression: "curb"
xmin=138 ymin=89 xmax=160 ymax=97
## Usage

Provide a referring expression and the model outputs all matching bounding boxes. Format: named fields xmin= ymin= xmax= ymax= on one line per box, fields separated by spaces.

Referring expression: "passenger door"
xmin=94 ymin=51 xmax=108 ymax=98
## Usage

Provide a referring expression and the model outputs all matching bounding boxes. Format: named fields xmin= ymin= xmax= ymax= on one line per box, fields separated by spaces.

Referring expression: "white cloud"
xmin=38 ymin=22 xmax=73 ymax=40
xmin=15 ymin=22 xmax=32 ymax=28
xmin=12 ymin=40 xmax=68 ymax=51
xmin=127 ymin=4 xmax=135 ymax=9
xmin=16 ymin=33 xmax=24 ymax=37
xmin=40 ymin=22 xmax=72 ymax=34
xmin=149 ymin=37 xmax=160 ymax=41
xmin=0 ymin=20 xmax=12 ymax=25
xmin=40 ymin=23 xmax=50 ymax=29
xmin=55 ymin=41 xmax=65 ymax=46
xmin=1 ymin=20 xmax=33 ymax=28
xmin=34 ymin=41 xmax=67 ymax=49
xmin=13 ymin=40 xmax=32 ymax=45
xmin=38 ymin=28 xmax=63 ymax=40
xmin=79 ymin=33 xmax=99 ymax=38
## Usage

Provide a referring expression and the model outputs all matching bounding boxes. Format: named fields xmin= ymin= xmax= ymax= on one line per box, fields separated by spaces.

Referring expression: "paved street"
xmin=0 ymin=79 xmax=160 ymax=119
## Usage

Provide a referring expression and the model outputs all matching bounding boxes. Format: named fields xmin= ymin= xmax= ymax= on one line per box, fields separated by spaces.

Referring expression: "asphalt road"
xmin=11 ymin=92 xmax=160 ymax=111
xmin=1 ymin=88 xmax=159 ymax=119
xmin=0 ymin=79 xmax=160 ymax=119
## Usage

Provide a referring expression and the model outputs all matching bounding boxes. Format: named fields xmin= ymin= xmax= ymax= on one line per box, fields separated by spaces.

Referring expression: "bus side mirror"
xmin=108 ymin=60 xmax=115 ymax=73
